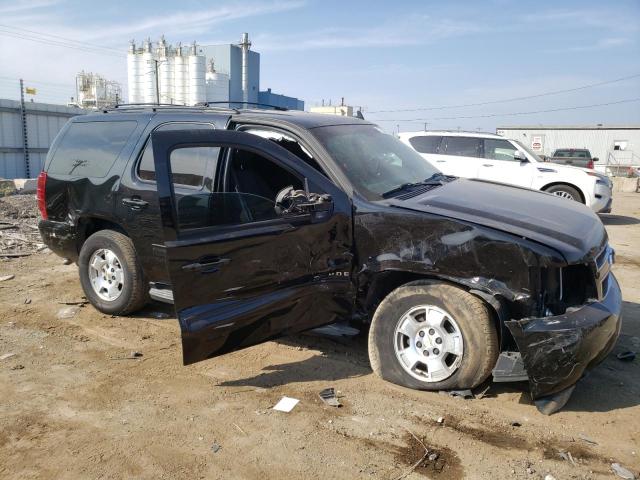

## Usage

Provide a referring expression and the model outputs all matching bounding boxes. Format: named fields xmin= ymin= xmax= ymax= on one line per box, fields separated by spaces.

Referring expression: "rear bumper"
xmin=38 ymin=219 xmax=78 ymax=261
xmin=505 ymin=273 xmax=622 ymax=399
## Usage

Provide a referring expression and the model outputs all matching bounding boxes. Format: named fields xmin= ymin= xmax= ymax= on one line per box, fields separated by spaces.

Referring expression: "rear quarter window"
xmin=48 ymin=121 xmax=137 ymax=177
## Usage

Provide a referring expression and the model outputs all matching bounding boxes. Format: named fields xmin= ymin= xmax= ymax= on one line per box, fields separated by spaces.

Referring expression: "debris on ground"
xmin=0 ymin=195 xmax=44 ymax=257
xmin=510 ymin=421 xmax=522 ymax=427
xmin=24 ymin=298 xmax=31 ymax=304
xmin=611 ymin=463 xmax=636 ymax=479
xmin=56 ymin=306 xmax=81 ymax=319
xmin=130 ymin=351 xmax=143 ymax=358
xmin=578 ymin=433 xmax=598 ymax=445
xmin=273 ymin=396 xmax=299 ymax=412
xmin=211 ymin=442 xmax=222 ymax=453
xmin=319 ymin=387 xmax=341 ymax=407
xmin=440 ymin=389 xmax=473 ymax=399
xmin=544 ymin=475 xmax=557 ymax=480
xmin=436 ymin=417 xmax=444 ymax=424
xmin=57 ymin=299 xmax=88 ymax=305
xmin=617 ymin=351 xmax=636 ymax=362
xmin=150 ymin=311 xmax=170 ymax=319
xmin=558 ymin=451 xmax=577 ymax=466
xmin=0 ymin=274 xmax=15 ymax=281
xmin=473 ymin=384 xmax=491 ymax=399
xmin=0 ymin=352 xmax=17 ymax=360
xmin=10 ymin=364 xmax=24 ymax=370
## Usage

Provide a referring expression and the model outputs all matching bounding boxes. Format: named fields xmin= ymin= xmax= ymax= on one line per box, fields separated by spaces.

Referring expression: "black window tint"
xmin=442 ymin=137 xmax=481 ymax=158
xmin=171 ymin=147 xmax=219 ymax=188
xmin=484 ymin=139 xmax=518 ymax=161
xmin=138 ymin=123 xmax=214 ymax=182
xmin=173 ymin=147 xmax=303 ymax=231
xmin=409 ymin=136 xmax=443 ymax=154
xmin=49 ymin=121 xmax=137 ymax=177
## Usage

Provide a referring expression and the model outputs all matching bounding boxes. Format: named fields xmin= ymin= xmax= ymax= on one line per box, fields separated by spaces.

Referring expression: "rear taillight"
xmin=587 ymin=160 xmax=594 ymax=169
xmin=37 ymin=171 xmax=48 ymax=220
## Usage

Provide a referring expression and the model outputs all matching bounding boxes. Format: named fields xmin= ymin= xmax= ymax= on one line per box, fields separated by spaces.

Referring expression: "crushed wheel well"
xmin=75 ymin=217 xmax=128 ymax=253
xmin=541 ymin=182 xmax=585 ymax=203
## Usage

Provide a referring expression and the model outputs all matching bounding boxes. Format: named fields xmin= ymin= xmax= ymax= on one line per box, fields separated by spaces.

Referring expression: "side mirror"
xmin=514 ymin=151 xmax=528 ymax=163
xmin=275 ymin=185 xmax=333 ymax=219
xmin=592 ymin=157 xmax=599 ymax=163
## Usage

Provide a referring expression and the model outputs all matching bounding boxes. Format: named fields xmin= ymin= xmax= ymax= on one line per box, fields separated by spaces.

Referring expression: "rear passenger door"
xmin=407 ymin=135 xmax=446 ymax=170
xmin=151 ymin=129 xmax=354 ymax=365
xmin=439 ymin=136 xmax=482 ymax=178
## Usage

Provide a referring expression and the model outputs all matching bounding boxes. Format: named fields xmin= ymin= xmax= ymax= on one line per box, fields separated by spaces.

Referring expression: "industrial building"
xmin=72 ymin=71 xmax=122 ymax=109
xmin=126 ymin=33 xmax=303 ymax=110
xmin=497 ymin=124 xmax=640 ymax=174
xmin=0 ymin=99 xmax=84 ymax=179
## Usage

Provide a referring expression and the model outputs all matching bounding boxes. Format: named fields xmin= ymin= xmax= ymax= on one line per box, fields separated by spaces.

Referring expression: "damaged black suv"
xmin=38 ymin=106 xmax=622 ymax=413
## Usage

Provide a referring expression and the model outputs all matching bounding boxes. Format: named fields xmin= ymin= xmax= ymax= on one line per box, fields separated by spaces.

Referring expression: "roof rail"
xmin=102 ymin=103 xmax=238 ymax=113
xmin=198 ymin=101 xmax=288 ymax=111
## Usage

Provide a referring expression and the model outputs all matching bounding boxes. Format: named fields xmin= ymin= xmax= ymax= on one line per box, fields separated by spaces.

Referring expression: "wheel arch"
xmin=541 ymin=182 xmax=586 ymax=203
xmin=75 ymin=216 xmax=130 ymax=254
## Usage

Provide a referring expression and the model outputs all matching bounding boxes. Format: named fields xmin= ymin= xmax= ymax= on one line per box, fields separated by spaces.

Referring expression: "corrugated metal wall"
xmin=496 ymin=126 xmax=640 ymax=168
xmin=0 ymin=99 xmax=85 ymax=179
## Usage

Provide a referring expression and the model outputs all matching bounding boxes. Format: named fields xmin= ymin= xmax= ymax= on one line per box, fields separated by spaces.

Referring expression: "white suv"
xmin=399 ymin=131 xmax=612 ymax=213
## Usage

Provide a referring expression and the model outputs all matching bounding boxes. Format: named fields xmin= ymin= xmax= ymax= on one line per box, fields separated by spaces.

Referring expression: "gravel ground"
xmin=0 ymin=193 xmax=639 ymax=480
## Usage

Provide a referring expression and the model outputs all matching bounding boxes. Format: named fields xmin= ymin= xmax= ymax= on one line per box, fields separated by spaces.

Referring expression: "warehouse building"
xmin=496 ymin=124 xmax=640 ymax=174
xmin=0 ymin=99 xmax=84 ymax=179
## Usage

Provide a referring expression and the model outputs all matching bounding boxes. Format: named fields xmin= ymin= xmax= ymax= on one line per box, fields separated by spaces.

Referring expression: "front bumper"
xmin=505 ymin=273 xmax=622 ymax=400
xmin=592 ymin=181 xmax=613 ymax=213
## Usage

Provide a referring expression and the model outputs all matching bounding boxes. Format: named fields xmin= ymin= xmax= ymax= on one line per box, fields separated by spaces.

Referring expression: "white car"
xmin=399 ymin=131 xmax=612 ymax=213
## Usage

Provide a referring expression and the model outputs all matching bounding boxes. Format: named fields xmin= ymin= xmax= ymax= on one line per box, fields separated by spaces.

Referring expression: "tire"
xmin=544 ymin=184 xmax=583 ymax=203
xmin=368 ymin=280 xmax=498 ymax=391
xmin=78 ymin=229 xmax=148 ymax=315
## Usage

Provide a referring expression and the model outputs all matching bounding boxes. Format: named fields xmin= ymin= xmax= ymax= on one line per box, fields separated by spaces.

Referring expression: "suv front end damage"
xmin=504 ymin=245 xmax=622 ymax=413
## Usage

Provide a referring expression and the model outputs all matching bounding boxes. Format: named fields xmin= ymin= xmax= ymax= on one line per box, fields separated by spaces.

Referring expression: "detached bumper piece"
xmin=505 ymin=273 xmax=622 ymax=415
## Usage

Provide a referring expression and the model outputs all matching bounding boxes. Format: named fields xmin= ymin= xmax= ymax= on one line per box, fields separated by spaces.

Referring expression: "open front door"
xmin=151 ymin=129 xmax=354 ymax=364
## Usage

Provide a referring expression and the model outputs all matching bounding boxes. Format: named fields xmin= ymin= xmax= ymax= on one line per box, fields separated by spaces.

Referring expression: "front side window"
xmin=48 ymin=121 xmax=137 ymax=177
xmin=441 ymin=136 xmax=482 ymax=158
xmin=311 ymin=124 xmax=440 ymax=200
xmin=409 ymin=135 xmax=443 ymax=154
xmin=484 ymin=139 xmax=519 ymax=161
xmin=138 ymin=123 xmax=215 ymax=184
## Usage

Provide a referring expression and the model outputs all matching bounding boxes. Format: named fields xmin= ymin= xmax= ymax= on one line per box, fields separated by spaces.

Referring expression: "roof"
xmin=496 ymin=124 xmax=640 ymax=131
xmin=83 ymin=105 xmax=371 ymax=129
xmin=398 ymin=130 xmax=501 ymax=139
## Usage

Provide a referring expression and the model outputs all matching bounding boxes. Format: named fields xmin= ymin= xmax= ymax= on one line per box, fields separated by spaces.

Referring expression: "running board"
xmin=149 ymin=286 xmax=174 ymax=304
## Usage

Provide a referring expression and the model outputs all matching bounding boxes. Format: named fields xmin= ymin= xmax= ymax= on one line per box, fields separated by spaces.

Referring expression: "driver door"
xmin=152 ymin=129 xmax=354 ymax=364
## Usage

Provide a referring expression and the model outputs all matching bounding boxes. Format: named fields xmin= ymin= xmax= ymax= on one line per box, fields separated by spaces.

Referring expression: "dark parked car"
xmin=548 ymin=148 xmax=598 ymax=169
xmin=38 ymin=106 xmax=621 ymax=414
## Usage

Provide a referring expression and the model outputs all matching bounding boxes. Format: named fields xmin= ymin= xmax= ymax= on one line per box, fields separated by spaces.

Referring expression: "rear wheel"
xmin=368 ymin=281 xmax=498 ymax=390
xmin=545 ymin=184 xmax=582 ymax=203
xmin=78 ymin=230 xmax=147 ymax=315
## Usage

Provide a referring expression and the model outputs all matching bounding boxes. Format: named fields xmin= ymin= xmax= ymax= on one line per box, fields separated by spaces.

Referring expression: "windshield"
xmin=514 ymin=140 xmax=543 ymax=162
xmin=312 ymin=124 xmax=440 ymax=200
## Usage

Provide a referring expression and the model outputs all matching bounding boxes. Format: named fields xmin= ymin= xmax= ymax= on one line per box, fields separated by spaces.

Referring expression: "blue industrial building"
xmin=258 ymin=88 xmax=304 ymax=111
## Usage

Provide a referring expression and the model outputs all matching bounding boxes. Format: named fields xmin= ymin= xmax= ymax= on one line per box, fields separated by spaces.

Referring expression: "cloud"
xmin=254 ymin=16 xmax=486 ymax=51
xmin=0 ymin=0 xmax=60 ymax=15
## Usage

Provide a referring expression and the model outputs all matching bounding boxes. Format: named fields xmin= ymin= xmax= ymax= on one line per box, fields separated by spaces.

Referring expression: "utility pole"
xmin=153 ymin=59 xmax=160 ymax=105
xmin=424 ymin=122 xmax=428 ymax=131
xmin=19 ymin=79 xmax=30 ymax=178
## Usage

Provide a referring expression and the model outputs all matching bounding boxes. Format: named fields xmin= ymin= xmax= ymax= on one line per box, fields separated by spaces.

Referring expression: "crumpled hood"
xmin=385 ymin=178 xmax=606 ymax=263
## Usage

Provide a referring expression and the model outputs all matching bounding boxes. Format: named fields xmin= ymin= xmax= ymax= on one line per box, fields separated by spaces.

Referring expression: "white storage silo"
xmin=126 ymin=41 xmax=140 ymax=103
xmin=205 ymin=61 xmax=229 ymax=103
xmin=156 ymin=36 xmax=174 ymax=104
xmin=140 ymin=38 xmax=157 ymax=103
xmin=188 ymin=41 xmax=206 ymax=105
xmin=173 ymin=44 xmax=187 ymax=105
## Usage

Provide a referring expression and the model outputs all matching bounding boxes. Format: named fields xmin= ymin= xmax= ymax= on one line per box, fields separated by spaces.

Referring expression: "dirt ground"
xmin=1 ymin=194 xmax=639 ymax=480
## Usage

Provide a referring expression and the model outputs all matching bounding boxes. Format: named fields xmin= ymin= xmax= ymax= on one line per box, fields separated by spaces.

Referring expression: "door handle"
xmin=122 ymin=197 xmax=149 ymax=210
xmin=181 ymin=257 xmax=230 ymax=271
xmin=482 ymin=164 xmax=494 ymax=167
xmin=435 ymin=160 xmax=446 ymax=163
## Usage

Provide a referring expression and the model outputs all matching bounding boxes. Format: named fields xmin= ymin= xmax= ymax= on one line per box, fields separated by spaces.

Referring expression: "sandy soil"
xmin=1 ymin=194 xmax=639 ymax=480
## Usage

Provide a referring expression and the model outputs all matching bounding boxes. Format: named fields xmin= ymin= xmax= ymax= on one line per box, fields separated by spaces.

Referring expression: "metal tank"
xmin=173 ymin=43 xmax=187 ymax=105
xmin=140 ymin=38 xmax=157 ymax=103
xmin=126 ymin=41 xmax=140 ymax=103
xmin=205 ymin=61 xmax=230 ymax=103
xmin=156 ymin=36 xmax=174 ymax=104
xmin=188 ymin=41 xmax=206 ymax=105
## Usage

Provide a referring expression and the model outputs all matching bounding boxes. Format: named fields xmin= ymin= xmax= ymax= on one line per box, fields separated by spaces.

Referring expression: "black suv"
xmin=38 ymin=106 xmax=621 ymax=413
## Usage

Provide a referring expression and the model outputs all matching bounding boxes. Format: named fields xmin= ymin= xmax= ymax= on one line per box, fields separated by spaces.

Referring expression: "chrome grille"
xmin=594 ymin=245 xmax=614 ymax=300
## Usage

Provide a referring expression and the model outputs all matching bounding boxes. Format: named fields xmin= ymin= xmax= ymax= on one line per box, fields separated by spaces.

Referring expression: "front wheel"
xmin=545 ymin=184 xmax=582 ymax=203
xmin=78 ymin=230 xmax=148 ymax=315
xmin=368 ymin=281 xmax=498 ymax=391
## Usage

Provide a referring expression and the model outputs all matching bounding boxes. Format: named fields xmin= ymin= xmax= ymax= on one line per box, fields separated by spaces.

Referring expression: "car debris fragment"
xmin=319 ymin=387 xmax=341 ymax=407
xmin=0 ymin=352 xmax=17 ymax=360
xmin=439 ymin=389 xmax=473 ymax=399
xmin=273 ymin=396 xmax=299 ymax=413
xmin=617 ymin=351 xmax=636 ymax=362
xmin=211 ymin=442 xmax=222 ymax=453
xmin=56 ymin=306 xmax=80 ymax=319
xmin=577 ymin=433 xmax=598 ymax=445
xmin=0 ymin=274 xmax=15 ymax=282
xmin=611 ymin=463 xmax=636 ymax=480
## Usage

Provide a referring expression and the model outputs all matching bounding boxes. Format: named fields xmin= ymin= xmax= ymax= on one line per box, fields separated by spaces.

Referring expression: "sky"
xmin=0 ymin=0 xmax=639 ymax=132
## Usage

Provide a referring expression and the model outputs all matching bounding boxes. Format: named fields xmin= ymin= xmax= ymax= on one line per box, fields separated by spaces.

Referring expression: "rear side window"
xmin=138 ymin=123 xmax=215 ymax=183
xmin=408 ymin=136 xmax=443 ymax=154
xmin=48 ymin=121 xmax=137 ymax=177
xmin=442 ymin=136 xmax=482 ymax=158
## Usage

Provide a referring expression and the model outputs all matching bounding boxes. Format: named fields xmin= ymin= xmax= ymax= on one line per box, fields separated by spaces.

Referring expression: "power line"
xmin=0 ymin=24 xmax=122 ymax=54
xmin=367 ymin=73 xmax=640 ymax=114
xmin=371 ymin=98 xmax=640 ymax=122
xmin=0 ymin=29 xmax=125 ymax=58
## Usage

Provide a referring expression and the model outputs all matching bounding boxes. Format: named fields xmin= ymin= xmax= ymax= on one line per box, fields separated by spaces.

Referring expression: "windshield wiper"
xmin=382 ymin=173 xmax=454 ymax=198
